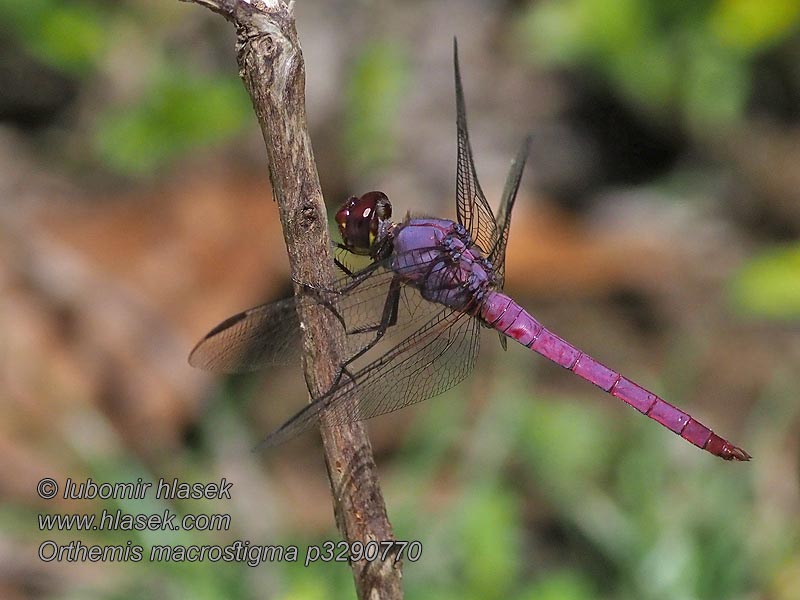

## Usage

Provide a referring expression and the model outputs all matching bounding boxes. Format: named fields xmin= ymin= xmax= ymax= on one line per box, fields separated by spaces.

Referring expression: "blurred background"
xmin=1 ymin=0 xmax=799 ymax=598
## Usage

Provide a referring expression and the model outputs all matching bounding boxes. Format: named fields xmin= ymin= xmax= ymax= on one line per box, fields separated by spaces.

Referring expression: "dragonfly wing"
xmin=189 ymin=262 xmax=402 ymax=373
xmin=189 ymin=298 xmax=302 ymax=372
xmin=491 ymin=135 xmax=531 ymax=287
xmin=257 ymin=290 xmax=481 ymax=447
xmin=454 ymin=38 xmax=498 ymax=257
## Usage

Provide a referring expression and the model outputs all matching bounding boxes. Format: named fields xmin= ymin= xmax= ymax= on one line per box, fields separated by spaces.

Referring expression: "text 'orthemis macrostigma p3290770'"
xmin=190 ymin=41 xmax=750 ymax=461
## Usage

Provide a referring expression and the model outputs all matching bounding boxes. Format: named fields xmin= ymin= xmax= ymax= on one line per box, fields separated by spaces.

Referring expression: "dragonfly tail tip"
xmin=725 ymin=445 xmax=752 ymax=461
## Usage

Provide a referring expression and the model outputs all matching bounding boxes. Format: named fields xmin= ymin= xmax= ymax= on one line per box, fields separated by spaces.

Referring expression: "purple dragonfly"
xmin=190 ymin=41 xmax=749 ymax=461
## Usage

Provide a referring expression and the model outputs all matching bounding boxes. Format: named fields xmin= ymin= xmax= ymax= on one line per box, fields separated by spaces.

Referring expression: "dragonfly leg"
xmin=339 ymin=276 xmax=402 ymax=368
xmin=296 ymin=275 xmax=402 ymax=396
xmin=334 ymin=257 xmax=355 ymax=277
xmin=291 ymin=284 xmax=351 ymax=334
xmin=314 ymin=363 xmax=357 ymax=404
xmin=333 ymin=242 xmax=357 ymax=277
xmin=292 ymin=277 xmax=340 ymax=296
xmin=294 ymin=259 xmax=385 ymax=297
xmin=338 ymin=259 xmax=388 ymax=292
xmin=281 ymin=277 xmax=400 ymax=431
xmin=293 ymin=263 xmax=390 ymax=335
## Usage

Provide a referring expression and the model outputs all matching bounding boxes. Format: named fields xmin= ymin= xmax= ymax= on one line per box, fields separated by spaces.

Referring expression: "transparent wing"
xmin=490 ymin=135 xmax=531 ymax=287
xmin=188 ymin=250 xmax=462 ymax=375
xmin=257 ymin=300 xmax=481 ymax=447
xmin=189 ymin=296 xmax=302 ymax=371
xmin=189 ymin=261 xmax=401 ymax=373
xmin=454 ymin=38 xmax=499 ymax=258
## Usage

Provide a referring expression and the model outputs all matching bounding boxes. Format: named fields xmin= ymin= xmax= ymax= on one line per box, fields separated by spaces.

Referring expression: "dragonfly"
xmin=189 ymin=40 xmax=750 ymax=461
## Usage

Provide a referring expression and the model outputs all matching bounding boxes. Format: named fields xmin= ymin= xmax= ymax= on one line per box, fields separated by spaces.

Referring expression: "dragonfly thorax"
xmin=335 ymin=191 xmax=394 ymax=259
xmin=392 ymin=218 xmax=495 ymax=312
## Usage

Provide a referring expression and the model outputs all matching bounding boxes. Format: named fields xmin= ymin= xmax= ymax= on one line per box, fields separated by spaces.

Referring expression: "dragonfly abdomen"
xmin=481 ymin=291 xmax=750 ymax=461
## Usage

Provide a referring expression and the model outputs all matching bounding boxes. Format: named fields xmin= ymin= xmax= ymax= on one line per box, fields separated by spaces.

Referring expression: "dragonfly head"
xmin=335 ymin=191 xmax=393 ymax=255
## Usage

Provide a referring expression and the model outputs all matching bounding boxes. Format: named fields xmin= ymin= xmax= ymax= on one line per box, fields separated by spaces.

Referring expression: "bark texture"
xmin=181 ymin=1 xmax=402 ymax=597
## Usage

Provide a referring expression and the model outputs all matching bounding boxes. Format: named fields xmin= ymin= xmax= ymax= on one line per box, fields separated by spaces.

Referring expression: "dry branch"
xmin=180 ymin=1 xmax=402 ymax=597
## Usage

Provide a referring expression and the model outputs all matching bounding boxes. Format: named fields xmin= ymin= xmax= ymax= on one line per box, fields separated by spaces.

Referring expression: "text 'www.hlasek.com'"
xmin=35 ymin=477 xmax=421 ymax=567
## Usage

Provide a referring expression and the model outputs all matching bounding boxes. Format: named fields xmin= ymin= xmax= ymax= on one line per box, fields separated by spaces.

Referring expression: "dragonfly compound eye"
xmin=335 ymin=196 xmax=357 ymax=234
xmin=336 ymin=191 xmax=392 ymax=255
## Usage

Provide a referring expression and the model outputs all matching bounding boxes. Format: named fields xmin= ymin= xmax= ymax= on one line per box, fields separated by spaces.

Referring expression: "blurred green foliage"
xmin=729 ymin=243 xmax=800 ymax=318
xmin=520 ymin=0 xmax=800 ymax=130
xmin=1 ymin=1 xmax=410 ymax=177
xmin=342 ymin=41 xmax=409 ymax=173
xmin=711 ymin=0 xmax=800 ymax=50
xmin=0 ymin=0 xmax=252 ymax=176
xmin=0 ymin=0 xmax=110 ymax=74
xmin=94 ymin=67 xmax=251 ymax=175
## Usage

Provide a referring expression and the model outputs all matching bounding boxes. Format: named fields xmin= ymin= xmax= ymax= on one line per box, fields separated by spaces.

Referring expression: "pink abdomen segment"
xmin=480 ymin=292 xmax=750 ymax=461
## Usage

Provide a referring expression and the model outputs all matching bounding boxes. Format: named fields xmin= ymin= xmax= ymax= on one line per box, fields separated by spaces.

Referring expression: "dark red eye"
xmin=335 ymin=191 xmax=392 ymax=255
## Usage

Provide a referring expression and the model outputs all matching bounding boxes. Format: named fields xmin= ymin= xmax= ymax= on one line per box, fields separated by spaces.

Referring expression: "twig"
xmin=180 ymin=1 xmax=402 ymax=597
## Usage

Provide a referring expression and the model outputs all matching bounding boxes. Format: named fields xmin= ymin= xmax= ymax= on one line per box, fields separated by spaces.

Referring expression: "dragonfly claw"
xmin=293 ymin=278 xmax=340 ymax=298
